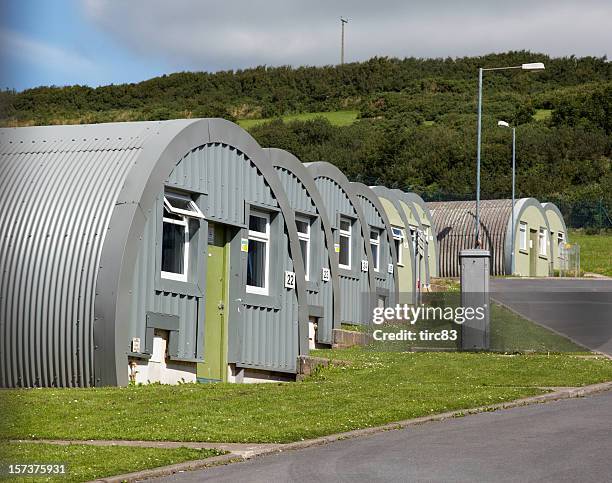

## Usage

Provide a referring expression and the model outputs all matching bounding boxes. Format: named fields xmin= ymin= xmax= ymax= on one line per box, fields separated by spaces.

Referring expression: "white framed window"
xmin=161 ymin=209 xmax=189 ymax=282
xmin=295 ymin=216 xmax=311 ymax=281
xmin=164 ymin=191 xmax=204 ymax=219
xmin=246 ymin=212 xmax=270 ymax=295
xmin=161 ymin=190 xmax=203 ymax=283
xmin=370 ymin=229 xmax=381 ymax=272
xmin=338 ymin=218 xmax=352 ymax=270
xmin=519 ymin=222 xmax=527 ymax=250
xmin=410 ymin=226 xmax=417 ymax=254
xmin=539 ymin=227 xmax=547 ymax=256
xmin=392 ymin=227 xmax=404 ymax=266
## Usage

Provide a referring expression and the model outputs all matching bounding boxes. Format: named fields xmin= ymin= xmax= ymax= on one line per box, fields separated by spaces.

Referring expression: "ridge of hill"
xmin=0 ymin=51 xmax=610 ymax=227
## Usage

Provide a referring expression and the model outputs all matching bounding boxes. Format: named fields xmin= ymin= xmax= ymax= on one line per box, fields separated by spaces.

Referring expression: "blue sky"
xmin=1 ymin=0 xmax=610 ymax=92
xmin=0 ymin=0 xmax=166 ymax=90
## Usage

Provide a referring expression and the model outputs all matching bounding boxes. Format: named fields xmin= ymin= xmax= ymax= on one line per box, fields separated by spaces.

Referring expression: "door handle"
xmin=218 ymin=301 xmax=225 ymax=310
xmin=234 ymin=298 xmax=243 ymax=313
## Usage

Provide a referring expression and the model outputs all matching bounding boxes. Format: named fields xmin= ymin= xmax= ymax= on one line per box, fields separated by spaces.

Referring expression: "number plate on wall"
xmin=322 ymin=267 xmax=330 ymax=281
xmin=388 ymin=263 xmax=394 ymax=274
xmin=361 ymin=259 xmax=369 ymax=272
xmin=131 ymin=337 xmax=141 ymax=353
xmin=284 ymin=271 xmax=296 ymax=289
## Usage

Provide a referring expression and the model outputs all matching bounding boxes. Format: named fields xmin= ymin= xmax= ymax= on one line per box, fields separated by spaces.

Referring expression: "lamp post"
xmin=340 ymin=17 xmax=348 ymax=65
xmin=474 ymin=62 xmax=544 ymax=247
xmin=498 ymin=120 xmax=516 ymax=274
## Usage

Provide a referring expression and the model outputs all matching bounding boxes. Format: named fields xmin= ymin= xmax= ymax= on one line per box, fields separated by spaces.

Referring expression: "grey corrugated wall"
xmin=130 ymin=143 xmax=299 ymax=373
xmin=275 ymin=167 xmax=334 ymax=344
xmin=0 ymin=122 xmax=155 ymax=387
xmin=355 ymin=193 xmax=395 ymax=299
xmin=314 ymin=176 xmax=367 ymax=324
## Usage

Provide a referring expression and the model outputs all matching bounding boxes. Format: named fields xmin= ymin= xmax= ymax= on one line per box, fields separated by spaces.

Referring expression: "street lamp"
xmin=498 ymin=119 xmax=516 ymax=275
xmin=474 ymin=62 xmax=544 ymax=247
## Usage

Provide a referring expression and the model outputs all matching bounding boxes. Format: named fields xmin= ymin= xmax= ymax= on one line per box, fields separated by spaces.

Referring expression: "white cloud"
xmin=81 ymin=0 xmax=611 ymax=71
xmin=0 ymin=28 xmax=95 ymax=74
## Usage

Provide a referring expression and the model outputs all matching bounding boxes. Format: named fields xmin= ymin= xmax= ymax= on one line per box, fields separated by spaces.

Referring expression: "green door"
xmin=529 ymin=229 xmax=538 ymax=277
xmin=197 ymin=223 xmax=228 ymax=382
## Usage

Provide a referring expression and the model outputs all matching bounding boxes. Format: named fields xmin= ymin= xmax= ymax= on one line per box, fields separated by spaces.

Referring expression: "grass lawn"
xmin=238 ymin=110 xmax=359 ymax=129
xmin=0 ymin=443 xmax=223 ymax=482
xmin=341 ymin=322 xmax=368 ymax=332
xmin=568 ymin=230 xmax=612 ymax=276
xmin=533 ymin=109 xmax=552 ymax=121
xmin=1 ymin=350 xmax=610 ymax=445
xmin=490 ymin=303 xmax=586 ymax=352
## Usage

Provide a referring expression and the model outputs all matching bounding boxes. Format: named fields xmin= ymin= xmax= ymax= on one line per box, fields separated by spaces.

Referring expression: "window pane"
xmin=162 ymin=222 xmax=185 ymax=274
xmin=296 ymin=219 xmax=309 ymax=235
xmin=247 ymin=239 xmax=267 ymax=288
xmin=519 ymin=224 xmax=527 ymax=249
xmin=299 ymin=239 xmax=309 ymax=277
xmin=249 ymin=215 xmax=267 ymax=234
xmin=339 ymin=233 xmax=350 ymax=266
xmin=392 ymin=227 xmax=402 ymax=238
xmin=163 ymin=207 xmax=183 ymax=221
xmin=371 ymin=243 xmax=379 ymax=270
xmin=340 ymin=219 xmax=351 ymax=232
xmin=166 ymin=195 xmax=194 ymax=211
xmin=370 ymin=230 xmax=379 ymax=242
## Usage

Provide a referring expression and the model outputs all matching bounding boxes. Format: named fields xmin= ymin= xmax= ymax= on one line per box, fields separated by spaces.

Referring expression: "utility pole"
xmin=340 ymin=17 xmax=348 ymax=65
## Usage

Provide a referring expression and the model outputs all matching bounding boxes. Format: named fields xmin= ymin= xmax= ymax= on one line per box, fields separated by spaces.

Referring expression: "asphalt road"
xmin=157 ymin=390 xmax=612 ymax=482
xmin=489 ymin=278 xmax=612 ymax=356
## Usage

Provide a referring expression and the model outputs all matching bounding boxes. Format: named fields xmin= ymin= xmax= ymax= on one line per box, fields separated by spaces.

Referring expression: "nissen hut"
xmin=0 ymin=119 xmax=309 ymax=387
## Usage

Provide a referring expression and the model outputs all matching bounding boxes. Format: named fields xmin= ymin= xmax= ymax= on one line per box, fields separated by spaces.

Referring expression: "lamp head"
xmin=521 ymin=62 xmax=545 ymax=71
xmin=498 ymin=120 xmax=510 ymax=128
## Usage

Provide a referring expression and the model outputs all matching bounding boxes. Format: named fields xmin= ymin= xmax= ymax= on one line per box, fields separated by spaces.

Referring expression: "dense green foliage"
xmin=1 ymin=51 xmax=610 ymax=225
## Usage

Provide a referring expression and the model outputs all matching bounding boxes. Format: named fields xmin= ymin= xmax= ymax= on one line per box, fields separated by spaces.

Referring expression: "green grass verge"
xmin=238 ymin=110 xmax=358 ymax=129
xmin=533 ymin=109 xmax=552 ymax=121
xmin=490 ymin=302 xmax=586 ymax=352
xmin=1 ymin=351 xmax=610 ymax=444
xmin=341 ymin=322 xmax=367 ymax=332
xmin=0 ymin=443 xmax=223 ymax=482
xmin=568 ymin=230 xmax=612 ymax=276
xmin=364 ymin=298 xmax=585 ymax=352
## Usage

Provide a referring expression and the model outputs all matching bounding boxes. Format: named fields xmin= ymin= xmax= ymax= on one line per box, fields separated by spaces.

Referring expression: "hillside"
xmin=1 ymin=51 xmax=610 ymax=227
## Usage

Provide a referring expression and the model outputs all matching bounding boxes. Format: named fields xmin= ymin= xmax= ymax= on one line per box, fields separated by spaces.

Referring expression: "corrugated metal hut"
xmin=266 ymin=148 xmax=339 ymax=347
xmin=351 ymin=182 xmax=399 ymax=308
xmin=401 ymin=192 xmax=439 ymax=282
xmin=542 ymin=202 xmax=568 ymax=271
xmin=392 ymin=190 xmax=431 ymax=290
xmin=427 ymin=198 xmax=551 ymax=277
xmin=370 ymin=186 xmax=416 ymax=303
xmin=305 ymin=162 xmax=376 ymax=325
xmin=0 ymin=119 xmax=309 ymax=387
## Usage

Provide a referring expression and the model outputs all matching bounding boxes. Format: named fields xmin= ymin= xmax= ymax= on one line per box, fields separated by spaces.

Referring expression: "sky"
xmin=1 ymin=0 xmax=610 ymax=91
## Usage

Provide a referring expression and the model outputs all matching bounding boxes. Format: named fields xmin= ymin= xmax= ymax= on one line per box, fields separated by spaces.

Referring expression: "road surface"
xmin=490 ymin=278 xmax=612 ymax=356
xmin=156 ymin=390 xmax=612 ymax=482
